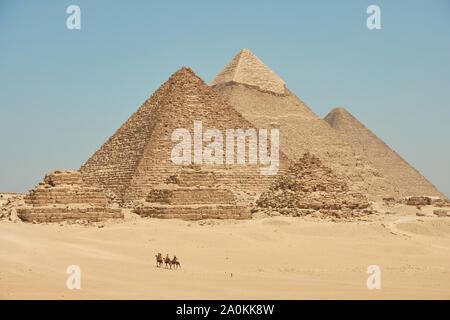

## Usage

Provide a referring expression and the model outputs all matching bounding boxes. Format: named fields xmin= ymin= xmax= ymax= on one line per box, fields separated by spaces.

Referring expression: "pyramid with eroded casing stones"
xmin=324 ymin=107 xmax=446 ymax=198
xmin=80 ymin=67 xmax=289 ymax=204
xmin=210 ymin=49 xmax=400 ymax=200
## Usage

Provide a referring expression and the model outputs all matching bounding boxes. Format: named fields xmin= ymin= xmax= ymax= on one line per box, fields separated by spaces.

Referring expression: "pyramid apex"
xmin=210 ymin=49 xmax=286 ymax=94
xmin=239 ymin=48 xmax=252 ymax=54
xmin=328 ymin=107 xmax=351 ymax=115
xmin=171 ymin=66 xmax=196 ymax=77
xmin=167 ymin=66 xmax=206 ymax=85
xmin=324 ymin=107 xmax=355 ymax=126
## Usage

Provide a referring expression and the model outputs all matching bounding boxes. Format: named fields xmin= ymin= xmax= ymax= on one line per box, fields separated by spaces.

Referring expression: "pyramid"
xmin=80 ymin=67 xmax=289 ymax=206
xmin=17 ymin=170 xmax=123 ymax=223
xmin=134 ymin=166 xmax=251 ymax=220
xmin=324 ymin=108 xmax=446 ymax=199
xmin=210 ymin=49 xmax=399 ymax=200
xmin=257 ymin=153 xmax=373 ymax=219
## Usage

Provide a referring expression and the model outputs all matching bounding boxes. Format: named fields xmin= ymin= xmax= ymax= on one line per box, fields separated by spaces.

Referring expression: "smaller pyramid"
xmin=210 ymin=49 xmax=286 ymax=95
xmin=134 ymin=166 xmax=250 ymax=220
xmin=17 ymin=170 xmax=123 ymax=223
xmin=257 ymin=153 xmax=373 ymax=219
xmin=324 ymin=108 xmax=446 ymax=199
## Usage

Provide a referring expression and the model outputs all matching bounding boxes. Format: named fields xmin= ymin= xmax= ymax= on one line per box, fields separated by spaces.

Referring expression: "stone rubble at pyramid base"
xmin=0 ymin=194 xmax=25 ymax=222
xmin=17 ymin=170 xmax=123 ymax=223
xmin=405 ymin=196 xmax=432 ymax=206
xmin=433 ymin=209 xmax=450 ymax=217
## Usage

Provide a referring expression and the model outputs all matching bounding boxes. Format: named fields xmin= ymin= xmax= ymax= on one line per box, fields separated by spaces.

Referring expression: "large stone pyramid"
xmin=209 ymin=49 xmax=399 ymax=200
xmin=80 ymin=67 xmax=289 ymax=205
xmin=324 ymin=107 xmax=446 ymax=198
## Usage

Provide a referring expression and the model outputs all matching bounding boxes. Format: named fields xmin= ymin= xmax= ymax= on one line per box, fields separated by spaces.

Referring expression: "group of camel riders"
xmin=155 ymin=253 xmax=181 ymax=269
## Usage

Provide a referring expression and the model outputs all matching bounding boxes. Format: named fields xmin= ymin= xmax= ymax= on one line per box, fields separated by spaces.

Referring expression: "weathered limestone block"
xmin=406 ymin=197 xmax=431 ymax=206
xmin=44 ymin=170 xmax=84 ymax=186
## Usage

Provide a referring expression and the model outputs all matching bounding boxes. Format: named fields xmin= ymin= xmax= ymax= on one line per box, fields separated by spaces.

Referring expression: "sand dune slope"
xmin=1 ymin=215 xmax=449 ymax=299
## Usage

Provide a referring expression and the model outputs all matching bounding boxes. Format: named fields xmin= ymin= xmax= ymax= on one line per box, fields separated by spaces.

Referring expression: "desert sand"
xmin=1 ymin=206 xmax=449 ymax=300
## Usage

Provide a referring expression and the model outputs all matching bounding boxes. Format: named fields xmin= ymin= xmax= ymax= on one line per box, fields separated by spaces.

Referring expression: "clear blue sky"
xmin=1 ymin=0 xmax=449 ymax=197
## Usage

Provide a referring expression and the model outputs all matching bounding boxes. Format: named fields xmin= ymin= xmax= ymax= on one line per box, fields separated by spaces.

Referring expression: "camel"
xmin=155 ymin=253 xmax=163 ymax=268
xmin=171 ymin=257 xmax=181 ymax=270
xmin=157 ymin=253 xmax=181 ymax=270
xmin=164 ymin=255 xmax=171 ymax=268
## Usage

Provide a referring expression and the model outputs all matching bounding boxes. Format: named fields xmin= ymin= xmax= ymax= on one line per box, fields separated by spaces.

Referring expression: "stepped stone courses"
xmin=135 ymin=166 xmax=251 ymax=220
xmin=210 ymin=49 xmax=400 ymax=201
xmin=81 ymin=67 xmax=290 ymax=208
xmin=324 ymin=107 xmax=446 ymax=199
xmin=257 ymin=153 xmax=373 ymax=218
xmin=17 ymin=170 xmax=123 ymax=223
